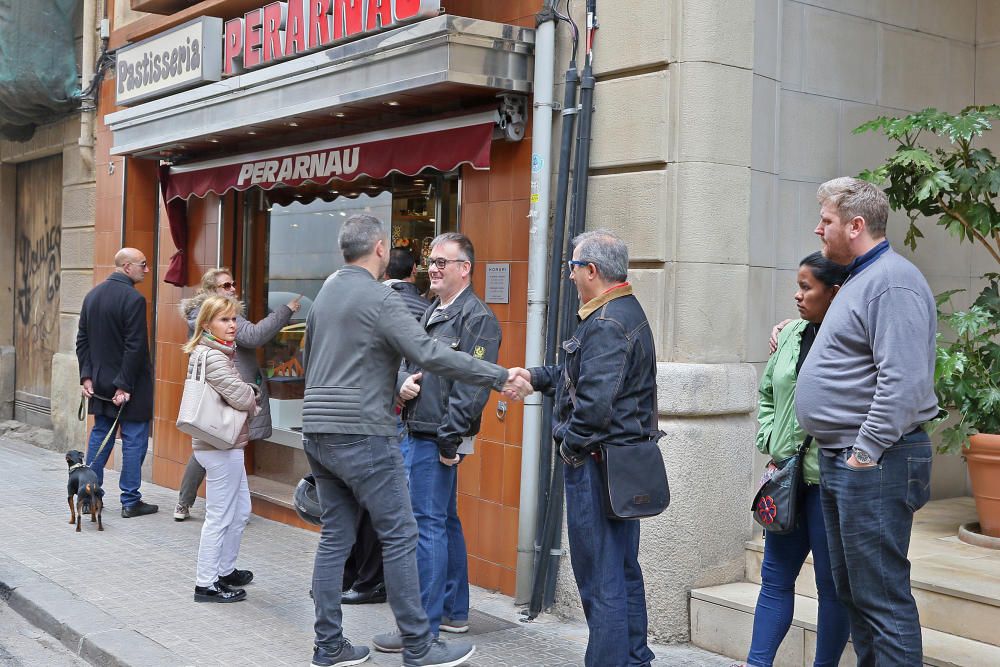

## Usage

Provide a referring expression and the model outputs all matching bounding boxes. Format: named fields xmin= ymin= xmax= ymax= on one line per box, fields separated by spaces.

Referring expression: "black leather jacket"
xmin=399 ymin=287 xmax=502 ymax=459
xmin=528 ymin=285 xmax=658 ymax=465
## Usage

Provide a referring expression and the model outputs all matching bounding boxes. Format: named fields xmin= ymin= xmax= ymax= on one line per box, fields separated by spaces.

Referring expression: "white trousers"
xmin=193 ymin=448 xmax=251 ymax=587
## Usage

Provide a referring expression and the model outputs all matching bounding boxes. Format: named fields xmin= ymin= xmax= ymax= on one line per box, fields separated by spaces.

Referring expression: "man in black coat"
xmin=76 ymin=247 xmax=158 ymax=518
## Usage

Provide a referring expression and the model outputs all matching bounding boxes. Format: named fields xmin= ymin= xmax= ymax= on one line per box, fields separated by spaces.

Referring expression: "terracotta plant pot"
xmin=966 ymin=434 xmax=1000 ymax=538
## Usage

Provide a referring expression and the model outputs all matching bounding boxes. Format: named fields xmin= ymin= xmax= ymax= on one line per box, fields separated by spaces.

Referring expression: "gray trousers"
xmin=178 ymin=454 xmax=205 ymax=507
xmin=303 ymin=433 xmax=431 ymax=654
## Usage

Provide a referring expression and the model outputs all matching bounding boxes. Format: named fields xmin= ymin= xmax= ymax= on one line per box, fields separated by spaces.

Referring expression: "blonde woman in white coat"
xmin=183 ymin=296 xmax=261 ymax=603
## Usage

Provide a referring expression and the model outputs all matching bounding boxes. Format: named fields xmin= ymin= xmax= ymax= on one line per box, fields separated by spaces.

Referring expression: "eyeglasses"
xmin=566 ymin=259 xmax=590 ymax=274
xmin=127 ymin=260 xmax=148 ymax=269
xmin=427 ymin=257 xmax=468 ymax=270
xmin=215 ymin=282 xmax=237 ymax=290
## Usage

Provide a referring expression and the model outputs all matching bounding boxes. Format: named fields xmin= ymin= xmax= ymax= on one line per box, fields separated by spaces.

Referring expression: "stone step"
xmin=744 ymin=538 xmax=1000 ymax=647
xmin=691 ymin=582 xmax=1000 ymax=667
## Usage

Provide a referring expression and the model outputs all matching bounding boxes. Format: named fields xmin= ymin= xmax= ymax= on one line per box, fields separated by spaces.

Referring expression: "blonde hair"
xmin=816 ymin=177 xmax=889 ymax=238
xmin=182 ymin=296 xmax=243 ymax=353
xmin=198 ymin=267 xmax=234 ymax=294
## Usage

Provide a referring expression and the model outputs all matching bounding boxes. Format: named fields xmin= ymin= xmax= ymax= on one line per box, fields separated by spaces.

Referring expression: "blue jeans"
xmin=565 ymin=456 xmax=655 ymax=667
xmin=819 ymin=433 xmax=932 ymax=667
xmin=747 ymin=485 xmax=850 ymax=667
xmin=403 ymin=434 xmax=470 ymax=635
xmin=303 ymin=433 xmax=432 ymax=657
xmin=86 ymin=416 xmax=150 ymax=507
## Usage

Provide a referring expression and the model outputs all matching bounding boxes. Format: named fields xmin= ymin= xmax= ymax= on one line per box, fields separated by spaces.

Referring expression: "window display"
xmin=261 ymin=171 xmax=459 ymax=433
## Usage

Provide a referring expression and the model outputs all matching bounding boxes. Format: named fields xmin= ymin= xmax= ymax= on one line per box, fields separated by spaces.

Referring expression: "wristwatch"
xmin=852 ymin=447 xmax=874 ymax=465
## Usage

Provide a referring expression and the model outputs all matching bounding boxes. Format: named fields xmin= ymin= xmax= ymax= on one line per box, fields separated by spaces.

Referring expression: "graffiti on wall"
xmin=15 ymin=222 xmax=61 ymax=343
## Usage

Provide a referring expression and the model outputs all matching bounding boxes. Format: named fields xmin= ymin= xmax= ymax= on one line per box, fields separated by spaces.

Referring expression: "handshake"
xmin=399 ymin=368 xmax=535 ymax=403
xmin=503 ymin=367 xmax=534 ymax=400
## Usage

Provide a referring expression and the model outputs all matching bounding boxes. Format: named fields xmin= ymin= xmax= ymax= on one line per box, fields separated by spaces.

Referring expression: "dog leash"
xmin=77 ymin=394 xmax=125 ymax=466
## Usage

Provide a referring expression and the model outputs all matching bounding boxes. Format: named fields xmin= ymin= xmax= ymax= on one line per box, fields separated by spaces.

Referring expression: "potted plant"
xmin=856 ymin=106 xmax=1000 ymax=538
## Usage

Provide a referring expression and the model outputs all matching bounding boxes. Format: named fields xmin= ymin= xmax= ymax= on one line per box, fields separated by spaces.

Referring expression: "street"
xmin=0 ymin=601 xmax=87 ymax=667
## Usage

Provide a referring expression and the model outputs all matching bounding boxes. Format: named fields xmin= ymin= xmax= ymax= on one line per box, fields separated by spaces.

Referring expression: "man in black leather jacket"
xmin=375 ymin=234 xmax=500 ymax=648
xmin=526 ymin=230 xmax=657 ymax=667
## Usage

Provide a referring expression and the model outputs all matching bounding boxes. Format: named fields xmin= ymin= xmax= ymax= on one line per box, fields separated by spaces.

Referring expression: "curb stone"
xmin=0 ymin=557 xmax=186 ymax=667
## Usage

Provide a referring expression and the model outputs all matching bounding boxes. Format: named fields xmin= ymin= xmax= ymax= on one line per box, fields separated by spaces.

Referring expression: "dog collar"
xmin=68 ymin=462 xmax=88 ymax=472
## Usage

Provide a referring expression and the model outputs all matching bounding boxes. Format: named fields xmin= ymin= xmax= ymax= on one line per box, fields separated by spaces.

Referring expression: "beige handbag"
xmin=176 ymin=348 xmax=247 ymax=450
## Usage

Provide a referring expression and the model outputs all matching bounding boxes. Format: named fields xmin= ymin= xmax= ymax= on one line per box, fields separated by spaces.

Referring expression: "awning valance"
xmin=166 ymin=117 xmax=494 ymax=201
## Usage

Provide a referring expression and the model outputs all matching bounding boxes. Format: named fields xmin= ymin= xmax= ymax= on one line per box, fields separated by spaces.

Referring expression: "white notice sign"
xmin=485 ymin=263 xmax=510 ymax=304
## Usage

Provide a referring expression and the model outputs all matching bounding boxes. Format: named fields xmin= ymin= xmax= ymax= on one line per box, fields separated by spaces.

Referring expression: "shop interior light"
xmin=247 ymin=130 xmax=257 ymax=135
xmin=208 ymin=138 xmax=220 ymax=143
xmin=290 ymin=223 xmax=299 ymax=228
xmin=384 ymin=100 xmax=400 ymax=106
xmin=287 ymin=121 xmax=300 ymax=127
xmin=333 ymin=112 xmax=346 ymax=118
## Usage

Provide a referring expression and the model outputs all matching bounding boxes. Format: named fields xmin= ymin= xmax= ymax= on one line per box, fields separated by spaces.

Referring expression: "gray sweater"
xmin=303 ymin=265 xmax=508 ymax=436
xmin=795 ymin=247 xmax=939 ymax=460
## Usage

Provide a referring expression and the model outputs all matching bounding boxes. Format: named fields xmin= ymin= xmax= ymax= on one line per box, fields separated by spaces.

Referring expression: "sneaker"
xmin=439 ymin=617 xmax=469 ymax=634
xmin=218 ymin=568 xmax=253 ymax=587
xmin=403 ymin=638 xmax=475 ymax=667
xmin=372 ymin=630 xmax=404 ymax=653
xmin=173 ymin=503 xmax=190 ymax=521
xmin=121 ymin=501 xmax=158 ymax=518
xmin=311 ymin=641 xmax=370 ymax=667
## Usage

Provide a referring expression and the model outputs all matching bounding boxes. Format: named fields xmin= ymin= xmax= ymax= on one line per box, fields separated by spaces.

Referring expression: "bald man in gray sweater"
xmin=796 ymin=178 xmax=938 ymax=667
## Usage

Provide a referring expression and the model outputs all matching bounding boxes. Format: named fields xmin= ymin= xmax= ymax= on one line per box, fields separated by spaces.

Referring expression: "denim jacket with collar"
xmin=528 ymin=285 xmax=658 ymax=458
xmin=399 ymin=286 xmax=502 ymax=459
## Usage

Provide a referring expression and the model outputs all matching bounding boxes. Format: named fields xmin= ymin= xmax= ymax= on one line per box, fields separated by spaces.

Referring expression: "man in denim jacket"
xmin=527 ymin=230 xmax=658 ymax=667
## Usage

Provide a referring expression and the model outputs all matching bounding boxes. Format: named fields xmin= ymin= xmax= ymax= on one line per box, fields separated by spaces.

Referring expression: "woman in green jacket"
xmin=745 ymin=252 xmax=850 ymax=667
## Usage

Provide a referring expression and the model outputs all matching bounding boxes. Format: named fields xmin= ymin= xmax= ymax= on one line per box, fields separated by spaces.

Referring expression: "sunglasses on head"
xmin=216 ymin=282 xmax=237 ymax=290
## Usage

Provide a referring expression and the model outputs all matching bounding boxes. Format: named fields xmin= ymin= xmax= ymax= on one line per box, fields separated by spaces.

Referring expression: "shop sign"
xmin=116 ymin=17 xmax=223 ymax=107
xmin=485 ymin=263 xmax=510 ymax=304
xmin=224 ymin=0 xmax=442 ymax=75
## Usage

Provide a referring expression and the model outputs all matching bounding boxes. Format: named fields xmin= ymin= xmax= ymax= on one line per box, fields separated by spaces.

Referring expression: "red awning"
xmin=165 ymin=119 xmax=494 ymax=202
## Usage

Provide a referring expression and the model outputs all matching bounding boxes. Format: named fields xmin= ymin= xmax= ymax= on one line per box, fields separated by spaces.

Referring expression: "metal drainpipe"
xmin=515 ymin=3 xmax=558 ymax=605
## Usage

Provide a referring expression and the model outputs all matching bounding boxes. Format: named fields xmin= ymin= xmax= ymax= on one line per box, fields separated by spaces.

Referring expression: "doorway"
xmin=14 ymin=155 xmax=62 ymax=426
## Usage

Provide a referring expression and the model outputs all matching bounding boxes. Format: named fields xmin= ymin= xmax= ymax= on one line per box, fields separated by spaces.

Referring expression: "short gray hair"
xmin=816 ymin=177 xmax=889 ymax=238
xmin=339 ymin=214 xmax=386 ymax=262
xmin=572 ymin=230 xmax=629 ymax=282
xmin=430 ymin=232 xmax=475 ymax=265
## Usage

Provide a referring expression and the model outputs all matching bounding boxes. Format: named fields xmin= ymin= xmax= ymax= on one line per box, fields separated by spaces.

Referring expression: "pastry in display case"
xmin=263 ymin=323 xmax=305 ymax=429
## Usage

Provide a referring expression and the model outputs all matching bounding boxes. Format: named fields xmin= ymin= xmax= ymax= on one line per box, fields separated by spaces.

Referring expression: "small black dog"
xmin=66 ymin=450 xmax=104 ymax=532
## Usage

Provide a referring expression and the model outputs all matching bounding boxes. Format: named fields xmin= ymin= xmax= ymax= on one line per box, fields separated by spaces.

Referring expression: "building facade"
xmin=23 ymin=0 xmax=1000 ymax=645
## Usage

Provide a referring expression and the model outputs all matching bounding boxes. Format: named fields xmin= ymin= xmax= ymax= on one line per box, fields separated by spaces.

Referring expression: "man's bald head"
xmin=115 ymin=248 xmax=144 ymax=267
xmin=115 ymin=248 xmax=149 ymax=284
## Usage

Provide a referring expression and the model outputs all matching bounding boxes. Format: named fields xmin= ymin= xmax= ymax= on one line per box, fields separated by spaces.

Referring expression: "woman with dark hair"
xmin=744 ymin=252 xmax=850 ymax=667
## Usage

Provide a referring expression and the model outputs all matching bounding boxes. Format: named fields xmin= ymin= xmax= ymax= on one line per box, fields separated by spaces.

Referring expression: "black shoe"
xmin=194 ymin=581 xmax=246 ymax=603
xmin=341 ymin=582 xmax=386 ymax=605
xmin=311 ymin=641 xmax=370 ymax=666
xmin=218 ymin=568 xmax=254 ymax=587
xmin=121 ymin=501 xmax=159 ymax=518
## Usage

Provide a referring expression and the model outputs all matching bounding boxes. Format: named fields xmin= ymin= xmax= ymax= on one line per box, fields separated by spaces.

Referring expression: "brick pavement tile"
xmin=1 ymin=438 xmax=731 ymax=667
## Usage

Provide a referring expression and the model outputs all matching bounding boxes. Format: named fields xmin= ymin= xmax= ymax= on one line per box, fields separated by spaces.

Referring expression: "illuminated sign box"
xmin=116 ymin=17 xmax=223 ymax=107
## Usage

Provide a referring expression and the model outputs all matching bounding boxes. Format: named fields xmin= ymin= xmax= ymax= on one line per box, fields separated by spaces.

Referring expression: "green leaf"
xmin=914 ymin=170 xmax=955 ymax=202
xmin=977 ymin=168 xmax=1000 ymax=195
xmin=890 ymin=148 xmax=938 ymax=170
xmin=935 ymin=288 xmax=965 ymax=307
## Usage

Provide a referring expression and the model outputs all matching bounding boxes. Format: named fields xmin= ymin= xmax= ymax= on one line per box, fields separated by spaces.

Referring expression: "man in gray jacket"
xmin=302 ymin=214 xmax=530 ymax=667
xmin=796 ymin=177 xmax=938 ymax=666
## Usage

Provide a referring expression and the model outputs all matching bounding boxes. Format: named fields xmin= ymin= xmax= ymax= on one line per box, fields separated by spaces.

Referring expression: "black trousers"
xmin=342 ymin=508 xmax=384 ymax=592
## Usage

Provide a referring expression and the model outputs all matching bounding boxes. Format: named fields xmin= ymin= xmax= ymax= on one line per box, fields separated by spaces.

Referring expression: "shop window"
xmin=261 ymin=171 xmax=459 ymax=434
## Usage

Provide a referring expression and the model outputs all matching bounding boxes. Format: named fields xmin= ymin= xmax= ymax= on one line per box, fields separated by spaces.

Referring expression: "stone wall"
xmin=0 ymin=111 xmax=95 ymax=448
xmin=752 ymin=0 xmax=1000 ymax=499
xmin=549 ymin=0 xmax=759 ymax=642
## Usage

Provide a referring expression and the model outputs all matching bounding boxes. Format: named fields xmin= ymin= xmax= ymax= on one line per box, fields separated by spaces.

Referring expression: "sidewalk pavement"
xmin=1 ymin=437 xmax=733 ymax=667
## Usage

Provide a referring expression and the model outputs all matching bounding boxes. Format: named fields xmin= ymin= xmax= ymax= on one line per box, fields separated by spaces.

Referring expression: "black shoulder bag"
xmin=751 ymin=435 xmax=812 ymax=534
xmin=596 ymin=380 xmax=670 ymax=520
xmin=598 ymin=432 xmax=670 ymax=520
